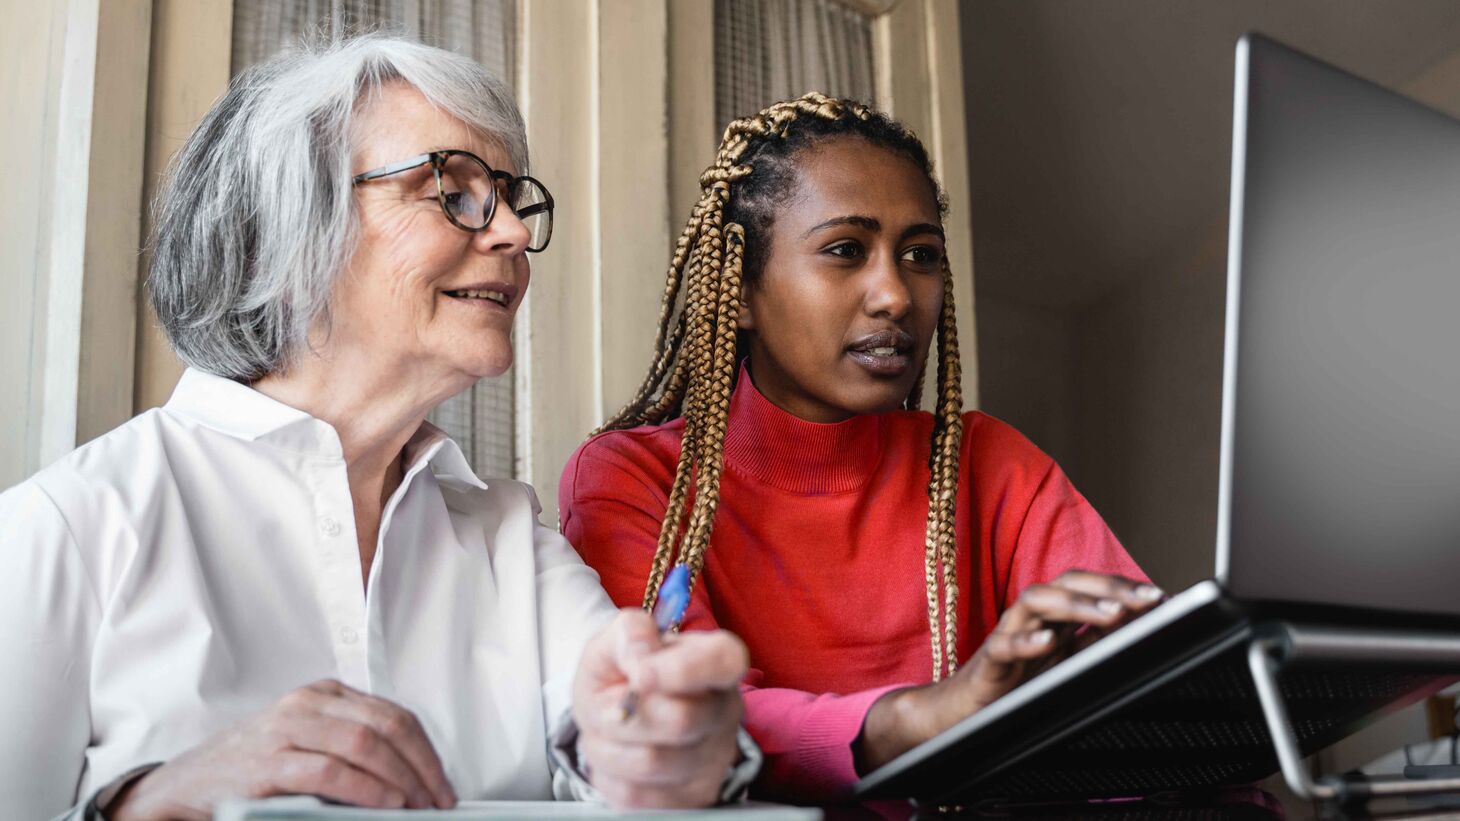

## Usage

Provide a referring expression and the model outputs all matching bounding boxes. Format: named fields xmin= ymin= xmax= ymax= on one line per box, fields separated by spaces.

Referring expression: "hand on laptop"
xmin=967 ymin=571 xmax=1164 ymax=686
xmin=857 ymin=571 xmax=1163 ymax=773
xmin=573 ymin=610 xmax=749 ymax=808
xmin=109 ymin=679 xmax=457 ymax=821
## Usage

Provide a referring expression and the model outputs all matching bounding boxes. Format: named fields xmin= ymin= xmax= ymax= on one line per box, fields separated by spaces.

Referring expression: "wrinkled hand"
xmin=574 ymin=610 xmax=748 ymax=808
xmin=860 ymin=571 xmax=1163 ymax=772
xmin=111 ymin=679 xmax=456 ymax=821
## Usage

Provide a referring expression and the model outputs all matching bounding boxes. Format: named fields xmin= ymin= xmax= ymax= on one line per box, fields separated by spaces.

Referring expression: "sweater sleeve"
xmin=559 ymin=437 xmax=901 ymax=802
xmin=1004 ymin=455 xmax=1150 ymax=608
xmin=961 ymin=412 xmax=1148 ymax=614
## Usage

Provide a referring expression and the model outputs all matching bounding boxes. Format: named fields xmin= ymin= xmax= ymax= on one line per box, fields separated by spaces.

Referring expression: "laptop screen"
xmin=1218 ymin=34 xmax=1460 ymax=617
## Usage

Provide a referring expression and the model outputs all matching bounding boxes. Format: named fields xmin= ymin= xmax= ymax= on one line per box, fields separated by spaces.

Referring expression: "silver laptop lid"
xmin=1217 ymin=34 xmax=1460 ymax=616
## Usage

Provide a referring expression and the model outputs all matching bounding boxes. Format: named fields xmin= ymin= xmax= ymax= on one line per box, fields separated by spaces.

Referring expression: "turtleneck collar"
xmin=721 ymin=364 xmax=886 ymax=495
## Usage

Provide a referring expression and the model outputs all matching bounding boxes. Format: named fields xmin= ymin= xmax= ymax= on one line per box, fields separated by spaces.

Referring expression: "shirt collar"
xmin=414 ymin=423 xmax=489 ymax=491
xmin=164 ymin=368 xmax=489 ymax=489
xmin=164 ymin=368 xmax=336 ymax=454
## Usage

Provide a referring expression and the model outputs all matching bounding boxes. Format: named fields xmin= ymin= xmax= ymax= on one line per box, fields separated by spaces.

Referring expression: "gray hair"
xmin=148 ymin=33 xmax=527 ymax=381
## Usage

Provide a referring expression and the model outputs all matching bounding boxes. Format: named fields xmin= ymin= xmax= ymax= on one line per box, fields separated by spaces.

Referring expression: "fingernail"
xmin=1097 ymin=599 xmax=1123 ymax=615
xmin=1029 ymin=629 xmax=1054 ymax=645
xmin=1135 ymin=584 xmax=1164 ymax=601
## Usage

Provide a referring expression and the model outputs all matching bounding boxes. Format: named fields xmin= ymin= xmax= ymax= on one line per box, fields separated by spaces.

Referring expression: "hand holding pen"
xmin=620 ymin=564 xmax=692 ymax=720
xmin=570 ymin=564 xmax=749 ymax=807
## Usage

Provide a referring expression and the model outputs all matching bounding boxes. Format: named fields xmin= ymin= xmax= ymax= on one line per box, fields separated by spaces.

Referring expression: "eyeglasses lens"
xmin=437 ymin=154 xmax=495 ymax=229
xmin=511 ymin=178 xmax=553 ymax=252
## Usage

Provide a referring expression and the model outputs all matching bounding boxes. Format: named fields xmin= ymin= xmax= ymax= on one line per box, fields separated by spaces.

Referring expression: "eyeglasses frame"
xmin=351 ymin=149 xmax=554 ymax=252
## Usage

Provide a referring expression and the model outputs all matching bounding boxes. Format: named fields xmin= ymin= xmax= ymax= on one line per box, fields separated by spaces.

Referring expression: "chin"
xmin=850 ymin=367 xmax=924 ymax=412
xmin=455 ymin=348 xmax=514 ymax=380
xmin=835 ymin=381 xmax=915 ymax=416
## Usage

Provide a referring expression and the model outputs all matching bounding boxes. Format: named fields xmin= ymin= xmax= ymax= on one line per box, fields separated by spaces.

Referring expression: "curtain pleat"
xmin=714 ymin=0 xmax=876 ymax=130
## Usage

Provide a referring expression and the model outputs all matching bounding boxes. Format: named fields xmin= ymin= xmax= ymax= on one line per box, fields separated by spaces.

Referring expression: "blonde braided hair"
xmin=597 ymin=93 xmax=966 ymax=681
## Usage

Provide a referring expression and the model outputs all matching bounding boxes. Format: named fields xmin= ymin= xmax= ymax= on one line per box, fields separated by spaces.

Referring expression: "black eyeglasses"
xmin=352 ymin=149 xmax=554 ymax=253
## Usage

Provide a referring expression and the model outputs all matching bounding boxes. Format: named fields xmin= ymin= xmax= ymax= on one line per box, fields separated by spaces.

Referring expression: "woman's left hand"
xmin=573 ymin=610 xmax=748 ymax=808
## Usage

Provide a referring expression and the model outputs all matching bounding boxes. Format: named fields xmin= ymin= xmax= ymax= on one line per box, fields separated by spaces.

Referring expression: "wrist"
xmin=855 ymin=685 xmax=932 ymax=774
xmin=103 ymin=765 xmax=164 ymax=821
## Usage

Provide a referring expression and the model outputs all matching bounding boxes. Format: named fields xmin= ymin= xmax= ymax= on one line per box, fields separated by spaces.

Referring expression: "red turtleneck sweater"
xmin=559 ymin=368 xmax=1144 ymax=801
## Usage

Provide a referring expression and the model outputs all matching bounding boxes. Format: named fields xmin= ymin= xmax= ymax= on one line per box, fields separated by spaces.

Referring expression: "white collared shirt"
xmin=0 ymin=369 xmax=619 ymax=819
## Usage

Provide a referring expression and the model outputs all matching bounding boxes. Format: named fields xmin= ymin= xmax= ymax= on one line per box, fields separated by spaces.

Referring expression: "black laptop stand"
xmin=1248 ymin=623 xmax=1460 ymax=804
xmin=904 ymin=620 xmax=1460 ymax=811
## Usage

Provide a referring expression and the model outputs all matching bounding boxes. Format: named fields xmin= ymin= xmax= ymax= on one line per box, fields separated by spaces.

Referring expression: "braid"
xmin=637 ymin=183 xmax=731 ymax=605
xmin=681 ymin=222 xmax=746 ymax=590
xmin=925 ymin=258 xmax=964 ymax=678
xmin=603 ymin=94 xmax=966 ymax=675
xmin=604 ymin=183 xmax=713 ymax=431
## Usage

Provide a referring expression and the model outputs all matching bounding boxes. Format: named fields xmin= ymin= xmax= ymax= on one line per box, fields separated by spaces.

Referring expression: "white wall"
xmin=0 ymin=0 xmax=63 ymax=488
xmin=1067 ymin=231 xmax=1227 ymax=591
xmin=0 ymin=0 xmax=151 ymax=490
xmin=974 ymin=292 xmax=1075 ymax=464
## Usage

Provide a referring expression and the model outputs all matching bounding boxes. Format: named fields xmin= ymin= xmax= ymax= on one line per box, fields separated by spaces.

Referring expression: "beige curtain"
xmin=232 ymin=0 xmax=514 ymax=81
xmin=231 ymin=0 xmax=518 ymax=481
xmin=715 ymin=0 xmax=877 ymax=128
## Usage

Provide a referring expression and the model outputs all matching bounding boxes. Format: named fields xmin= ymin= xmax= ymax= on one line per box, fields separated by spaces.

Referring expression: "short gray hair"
xmin=148 ymin=33 xmax=527 ymax=381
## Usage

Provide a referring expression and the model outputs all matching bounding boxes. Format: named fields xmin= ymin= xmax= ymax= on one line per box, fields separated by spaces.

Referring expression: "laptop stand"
xmin=857 ymin=611 xmax=1460 ymax=808
xmin=1248 ymin=622 xmax=1460 ymax=804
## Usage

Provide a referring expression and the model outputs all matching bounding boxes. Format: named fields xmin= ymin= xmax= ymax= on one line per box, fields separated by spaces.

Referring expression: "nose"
xmin=473 ymin=198 xmax=532 ymax=256
xmin=863 ymin=252 xmax=913 ymax=320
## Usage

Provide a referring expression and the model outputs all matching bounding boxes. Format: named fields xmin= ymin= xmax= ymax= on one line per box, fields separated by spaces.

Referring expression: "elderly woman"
xmin=0 ymin=35 xmax=754 ymax=821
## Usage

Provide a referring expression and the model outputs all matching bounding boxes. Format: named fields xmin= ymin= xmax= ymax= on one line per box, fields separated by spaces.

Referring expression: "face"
xmin=738 ymin=137 xmax=945 ymax=423
xmin=332 ymin=83 xmax=531 ymax=392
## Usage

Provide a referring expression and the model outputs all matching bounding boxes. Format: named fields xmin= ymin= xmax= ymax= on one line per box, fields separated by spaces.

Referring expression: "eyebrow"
xmin=801 ymin=215 xmax=946 ymax=243
xmin=802 ymin=215 xmax=879 ymax=238
xmin=900 ymin=222 xmax=946 ymax=243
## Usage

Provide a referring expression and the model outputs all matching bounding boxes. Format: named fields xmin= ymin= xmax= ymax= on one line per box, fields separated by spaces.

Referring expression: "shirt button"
xmin=319 ymin=516 xmax=342 ymax=538
xmin=339 ymin=626 xmax=359 ymax=645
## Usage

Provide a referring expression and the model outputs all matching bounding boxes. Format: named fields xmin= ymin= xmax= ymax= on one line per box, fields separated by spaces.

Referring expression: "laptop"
xmin=854 ymin=32 xmax=1460 ymax=806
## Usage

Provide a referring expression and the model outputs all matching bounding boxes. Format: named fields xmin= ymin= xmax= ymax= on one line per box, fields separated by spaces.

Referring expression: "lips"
xmin=848 ymin=329 xmax=914 ymax=356
xmin=443 ymin=282 xmax=518 ymax=308
xmin=846 ymin=329 xmax=916 ymax=377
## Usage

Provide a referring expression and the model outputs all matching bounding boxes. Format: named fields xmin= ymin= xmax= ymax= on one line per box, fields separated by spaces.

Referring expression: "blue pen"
xmin=619 ymin=564 xmax=691 ymax=720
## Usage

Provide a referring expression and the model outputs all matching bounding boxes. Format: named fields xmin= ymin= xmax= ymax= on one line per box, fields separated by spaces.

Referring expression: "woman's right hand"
xmin=109 ymin=679 xmax=456 ymax=821
xmin=857 ymin=571 xmax=1163 ymax=773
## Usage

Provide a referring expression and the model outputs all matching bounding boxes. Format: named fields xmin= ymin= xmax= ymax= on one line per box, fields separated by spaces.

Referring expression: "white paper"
xmin=214 ymin=797 xmax=823 ymax=821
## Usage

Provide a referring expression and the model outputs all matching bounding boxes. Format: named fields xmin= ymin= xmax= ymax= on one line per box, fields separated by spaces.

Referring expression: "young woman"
xmin=559 ymin=94 xmax=1161 ymax=802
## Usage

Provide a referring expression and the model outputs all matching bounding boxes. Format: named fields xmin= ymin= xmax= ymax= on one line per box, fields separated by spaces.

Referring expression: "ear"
xmin=736 ymin=283 xmax=756 ymax=331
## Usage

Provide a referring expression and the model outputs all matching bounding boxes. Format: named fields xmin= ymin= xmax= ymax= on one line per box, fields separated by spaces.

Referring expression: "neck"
xmin=253 ymin=348 xmax=472 ymax=585
xmin=723 ymin=364 xmax=885 ymax=494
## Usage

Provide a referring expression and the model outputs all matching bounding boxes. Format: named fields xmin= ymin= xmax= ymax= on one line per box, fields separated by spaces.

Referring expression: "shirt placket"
xmin=362 ymin=453 xmax=443 ymax=696
xmin=308 ymin=456 xmax=372 ymax=690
